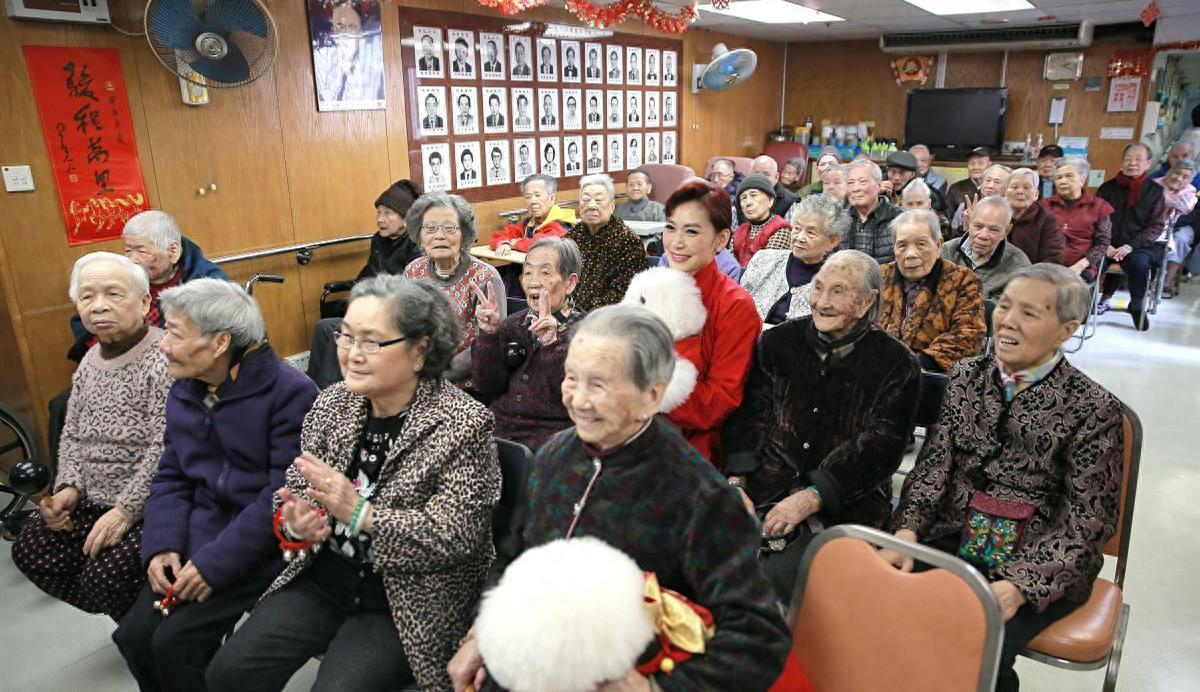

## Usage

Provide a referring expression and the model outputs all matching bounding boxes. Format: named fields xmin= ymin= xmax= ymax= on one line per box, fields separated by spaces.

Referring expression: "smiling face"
xmin=993 ymin=277 xmax=1077 ymax=372
xmin=663 ymin=199 xmax=729 ymax=275
xmin=417 ymin=205 xmax=463 ymax=263
xmin=337 ymin=295 xmax=425 ymax=400
xmin=1164 ymin=166 xmax=1194 ymax=192
xmin=791 ymin=215 xmax=839 ymax=263
xmin=1121 ymin=145 xmax=1152 ymax=178
xmin=846 ymin=165 xmax=880 ymax=210
xmin=562 ymin=334 xmax=657 ymax=450
xmin=893 ymin=219 xmax=941 ymax=282
xmin=966 ymin=202 xmax=1010 ymax=260
xmin=780 ymin=163 xmax=800 ymax=187
xmin=809 ymin=263 xmax=874 ymax=340
xmin=521 ymin=245 xmax=577 ymax=312
xmin=74 ymin=259 xmax=150 ymax=343
xmin=1036 ymin=154 xmax=1058 ymax=177
xmin=579 ymin=183 xmax=614 ymax=229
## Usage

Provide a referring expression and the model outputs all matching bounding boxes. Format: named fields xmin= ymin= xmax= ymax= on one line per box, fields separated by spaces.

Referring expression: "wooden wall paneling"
xmin=217 ymin=255 xmax=309 ymax=358
xmin=784 ymin=39 xmax=910 ymax=141
xmin=0 ymin=240 xmax=35 ymax=437
xmin=943 ymin=51 xmax=1004 ymax=88
xmin=291 ymin=242 xmax=374 ymax=334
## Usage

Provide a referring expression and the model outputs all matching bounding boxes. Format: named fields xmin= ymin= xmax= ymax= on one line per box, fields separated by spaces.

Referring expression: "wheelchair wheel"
xmin=0 ymin=404 xmax=42 ymax=524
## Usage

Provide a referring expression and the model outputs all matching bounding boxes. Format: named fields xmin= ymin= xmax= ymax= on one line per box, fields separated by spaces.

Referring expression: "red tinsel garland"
xmin=477 ymin=0 xmax=548 ymax=16
xmin=480 ymin=0 xmax=697 ymax=34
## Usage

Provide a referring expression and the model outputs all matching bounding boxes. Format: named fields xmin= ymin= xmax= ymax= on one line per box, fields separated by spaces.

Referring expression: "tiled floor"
xmin=1 ymin=286 xmax=1197 ymax=692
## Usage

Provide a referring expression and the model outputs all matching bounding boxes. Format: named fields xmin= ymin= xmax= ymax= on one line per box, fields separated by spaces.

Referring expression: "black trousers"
xmin=206 ymin=555 xmax=412 ymax=692
xmin=113 ymin=572 xmax=277 ymax=692
xmin=306 ymin=317 xmax=343 ymax=390
xmin=47 ymin=385 xmax=71 ymax=474
xmin=1101 ymin=248 xmax=1160 ymax=310
xmin=919 ymin=536 xmax=1080 ymax=692
xmin=759 ymin=526 xmax=818 ymax=606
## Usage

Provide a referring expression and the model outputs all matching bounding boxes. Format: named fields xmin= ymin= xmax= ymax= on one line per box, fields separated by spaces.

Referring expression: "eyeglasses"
xmin=420 ymin=224 xmax=461 ymax=237
xmin=332 ymin=330 xmax=407 ymax=354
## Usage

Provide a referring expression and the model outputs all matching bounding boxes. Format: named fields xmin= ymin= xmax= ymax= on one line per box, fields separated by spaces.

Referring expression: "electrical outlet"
xmin=2 ymin=165 xmax=34 ymax=192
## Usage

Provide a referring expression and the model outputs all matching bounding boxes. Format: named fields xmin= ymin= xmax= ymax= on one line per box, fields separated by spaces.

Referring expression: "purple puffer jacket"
xmin=140 ymin=345 xmax=319 ymax=590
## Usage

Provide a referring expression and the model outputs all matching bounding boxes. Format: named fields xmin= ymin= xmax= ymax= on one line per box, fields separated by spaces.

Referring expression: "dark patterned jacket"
xmin=493 ymin=419 xmax=790 ymax=690
xmin=724 ymin=318 xmax=920 ymax=529
xmin=566 ymin=215 xmax=646 ymax=310
xmin=263 ymin=379 xmax=501 ymax=691
xmin=879 ymin=258 xmax=986 ymax=372
xmin=839 ymin=198 xmax=902 ymax=264
xmin=893 ymin=355 xmax=1123 ymax=613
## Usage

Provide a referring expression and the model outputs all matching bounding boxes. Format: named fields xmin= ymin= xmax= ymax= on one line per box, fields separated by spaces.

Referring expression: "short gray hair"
xmin=521 ymin=173 xmax=558 ymax=195
xmin=984 ymin=164 xmax=1013 ymax=179
xmin=902 ymin=178 xmax=932 ymax=201
xmin=573 ymin=305 xmax=675 ymax=391
xmin=1122 ymin=142 xmax=1153 ymax=160
xmin=1170 ymin=158 xmax=1198 ymax=175
xmin=1008 ymin=167 xmax=1040 ymax=191
xmin=528 ymin=237 xmax=582 ymax=278
xmin=791 ymin=193 xmax=851 ymax=239
xmin=823 ymin=249 xmax=883 ymax=322
xmin=1056 ymin=156 xmax=1091 ymax=180
xmin=69 ymin=251 xmax=150 ymax=301
xmin=751 ymin=155 xmax=778 ymax=176
xmin=822 ymin=164 xmax=848 ymax=182
xmin=908 ymin=144 xmax=931 ymax=157
xmin=785 ymin=157 xmax=806 ymax=172
xmin=579 ymin=173 xmax=616 ymax=200
xmin=405 ymin=192 xmax=479 ymax=251
xmin=891 ymin=208 xmax=942 ymax=243
xmin=122 ymin=210 xmax=182 ymax=253
xmin=1169 ymin=139 xmax=1195 ymax=157
xmin=972 ymin=195 xmax=1014 ymax=226
xmin=158 ymin=278 xmax=266 ymax=348
xmin=847 ymin=159 xmax=882 ymax=183
xmin=348 ymin=275 xmax=462 ymax=378
xmin=1007 ymin=263 xmax=1092 ymax=324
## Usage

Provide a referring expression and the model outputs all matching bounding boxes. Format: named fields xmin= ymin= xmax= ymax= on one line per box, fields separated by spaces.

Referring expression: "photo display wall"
xmin=400 ymin=8 xmax=682 ymax=202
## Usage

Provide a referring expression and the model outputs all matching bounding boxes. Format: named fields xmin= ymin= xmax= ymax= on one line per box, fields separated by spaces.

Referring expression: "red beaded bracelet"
xmin=153 ymin=582 xmax=178 ymax=617
xmin=273 ymin=504 xmax=327 ymax=562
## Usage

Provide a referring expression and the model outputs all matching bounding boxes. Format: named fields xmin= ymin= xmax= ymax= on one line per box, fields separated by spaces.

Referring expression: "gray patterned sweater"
xmin=55 ymin=326 xmax=172 ymax=521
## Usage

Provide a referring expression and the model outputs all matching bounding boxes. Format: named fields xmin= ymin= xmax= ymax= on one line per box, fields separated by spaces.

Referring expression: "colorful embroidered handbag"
xmin=958 ymin=491 xmax=1036 ymax=570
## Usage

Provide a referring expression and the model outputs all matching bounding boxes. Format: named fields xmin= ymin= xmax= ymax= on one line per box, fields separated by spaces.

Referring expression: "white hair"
xmin=751 ymin=155 xmax=778 ymax=176
xmin=902 ymin=178 xmax=931 ymax=201
xmin=908 ymin=144 xmax=931 ymax=157
xmin=1056 ymin=156 xmax=1091 ymax=180
xmin=158 ymin=278 xmax=266 ymax=348
xmin=68 ymin=251 xmax=149 ymax=301
xmin=122 ymin=210 xmax=182 ymax=253
xmin=847 ymin=159 xmax=882 ymax=183
xmin=1008 ymin=167 xmax=1040 ymax=191
xmin=580 ymin=173 xmax=616 ymax=200
xmin=972 ymin=195 xmax=1014 ymax=226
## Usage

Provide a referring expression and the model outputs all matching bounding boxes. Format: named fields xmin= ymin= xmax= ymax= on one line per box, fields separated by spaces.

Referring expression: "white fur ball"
xmin=475 ymin=537 xmax=655 ymax=692
xmin=622 ymin=267 xmax=707 ymax=340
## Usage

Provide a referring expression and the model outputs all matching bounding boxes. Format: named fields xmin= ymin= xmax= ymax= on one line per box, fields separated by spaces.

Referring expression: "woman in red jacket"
xmin=660 ymin=180 xmax=761 ymax=466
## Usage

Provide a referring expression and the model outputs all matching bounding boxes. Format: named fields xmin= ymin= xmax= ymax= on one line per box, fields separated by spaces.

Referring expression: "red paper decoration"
xmin=892 ymin=55 xmax=935 ymax=85
xmin=479 ymin=0 xmax=698 ymax=34
xmin=1107 ymin=50 xmax=1151 ymax=78
xmin=1140 ymin=0 xmax=1160 ymax=27
xmin=476 ymin=0 xmax=548 ymax=15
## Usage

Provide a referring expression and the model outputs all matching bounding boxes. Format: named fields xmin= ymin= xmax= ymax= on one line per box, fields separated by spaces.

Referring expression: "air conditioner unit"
xmin=4 ymin=0 xmax=110 ymax=24
xmin=880 ymin=21 xmax=1092 ymax=53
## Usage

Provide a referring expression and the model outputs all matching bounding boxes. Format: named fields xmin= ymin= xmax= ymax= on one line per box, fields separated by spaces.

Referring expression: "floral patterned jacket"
xmin=879 ymin=258 xmax=986 ymax=372
xmin=893 ymin=355 xmax=1124 ymax=612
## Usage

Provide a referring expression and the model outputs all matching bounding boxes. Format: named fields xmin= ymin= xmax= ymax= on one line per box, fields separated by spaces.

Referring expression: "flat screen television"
xmin=904 ymin=88 xmax=1008 ymax=160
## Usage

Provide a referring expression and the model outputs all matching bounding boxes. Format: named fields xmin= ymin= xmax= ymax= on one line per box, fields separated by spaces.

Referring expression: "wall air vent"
xmin=880 ymin=21 xmax=1092 ymax=53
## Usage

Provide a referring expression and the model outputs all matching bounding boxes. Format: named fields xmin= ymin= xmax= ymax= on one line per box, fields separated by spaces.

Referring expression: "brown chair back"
xmin=763 ymin=141 xmax=811 ymax=186
xmin=1104 ymin=403 xmax=1142 ymax=588
xmin=704 ymin=155 xmax=754 ymax=178
xmin=638 ymin=163 xmax=696 ymax=204
xmin=789 ymin=526 xmax=1003 ymax=692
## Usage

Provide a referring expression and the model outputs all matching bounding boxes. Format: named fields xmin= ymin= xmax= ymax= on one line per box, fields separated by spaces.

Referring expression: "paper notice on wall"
xmin=1141 ymin=101 xmax=1161 ymax=138
xmin=1058 ymin=136 xmax=1089 ymax=157
xmin=1100 ymin=127 xmax=1135 ymax=140
xmin=1088 ymin=170 xmax=1105 ymax=187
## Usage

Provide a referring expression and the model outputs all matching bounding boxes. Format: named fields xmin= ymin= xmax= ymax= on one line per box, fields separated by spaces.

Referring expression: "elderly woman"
xmin=489 ymin=174 xmax=578 ymax=255
xmin=13 ymin=252 xmax=172 ymax=620
xmin=732 ymin=173 xmax=791 ymax=266
xmin=885 ymin=264 xmax=1123 ymax=692
xmin=742 ymin=194 xmax=849 ymax=324
xmin=448 ymin=305 xmax=789 ymax=691
xmin=404 ymin=192 xmax=507 ymax=383
xmin=113 ymin=279 xmax=318 ymax=692
xmin=820 ymin=164 xmax=849 ymax=205
xmin=1040 ymin=156 xmax=1113 ymax=283
xmin=1005 ymin=168 xmax=1064 ymax=264
xmin=1157 ymin=158 xmax=1199 ymax=297
xmin=659 ymin=180 xmax=761 ymax=464
xmin=472 ymin=237 xmax=586 ymax=450
xmin=1097 ymin=143 xmax=1167 ymax=329
xmin=565 ymin=174 xmax=646 ymax=310
xmin=780 ymin=156 xmax=806 ymax=194
xmin=898 ymin=178 xmax=951 ymax=238
xmin=796 ymin=147 xmax=841 ymax=198
xmin=207 ymin=276 xmax=501 ymax=691
xmin=724 ymin=251 xmax=920 ymax=602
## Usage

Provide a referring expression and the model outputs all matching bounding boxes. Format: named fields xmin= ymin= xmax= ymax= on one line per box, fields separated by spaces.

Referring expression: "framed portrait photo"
xmin=662 ymin=50 xmax=678 ymax=87
xmin=413 ymin=26 xmax=444 ymax=79
xmin=484 ymin=139 xmax=511 ymax=186
xmin=562 ymin=88 xmax=582 ymax=131
xmin=536 ymin=37 xmax=558 ymax=82
xmin=511 ymin=87 xmax=535 ymax=133
xmin=584 ymin=42 xmax=604 ymax=84
xmin=480 ymin=32 xmax=506 ymax=80
xmin=482 ymin=86 xmax=508 ymax=134
xmin=561 ymin=40 xmax=581 ymax=83
xmin=626 ymin=46 xmax=642 ymax=86
xmin=509 ymin=35 xmax=533 ymax=81
xmin=644 ymin=49 xmax=661 ymax=87
xmin=422 ymin=142 xmax=452 ymax=192
xmin=513 ymin=137 xmax=537 ymax=181
xmin=448 ymin=29 xmax=476 ymax=80
xmin=454 ymin=140 xmax=482 ymax=189
xmin=450 ymin=86 xmax=479 ymax=135
xmin=586 ymin=134 xmax=605 ymax=175
xmin=416 ymin=85 xmax=448 ymax=137
xmin=606 ymin=45 xmax=623 ymax=85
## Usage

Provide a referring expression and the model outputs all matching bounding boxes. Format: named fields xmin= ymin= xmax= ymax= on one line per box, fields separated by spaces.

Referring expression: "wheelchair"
xmin=0 ymin=403 xmax=51 ymax=539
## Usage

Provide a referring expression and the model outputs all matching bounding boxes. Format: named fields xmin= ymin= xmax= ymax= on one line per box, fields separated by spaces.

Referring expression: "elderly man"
xmin=566 ymin=174 xmax=646 ymax=310
xmin=901 ymin=179 xmax=950 ymax=238
xmin=840 ymin=160 xmax=902 ymax=264
xmin=942 ymin=196 xmax=1031 ymax=300
xmin=879 ymin=209 xmax=986 ymax=372
xmin=950 ymin=164 xmax=1011 ymax=238
xmin=909 ymin=144 xmax=947 ymax=197
xmin=751 ymin=155 xmax=798 ymax=218
xmin=708 ymin=157 xmax=744 ymax=199
xmin=945 ymin=147 xmax=992 ymax=217
xmin=614 ymin=168 xmax=666 ymax=222
xmin=724 ymin=250 xmax=920 ymax=602
xmin=882 ymin=151 xmax=918 ymax=204
xmin=1150 ymin=139 xmax=1200 ymax=188
xmin=1097 ymin=143 xmax=1166 ymax=330
xmin=1005 ymin=168 xmax=1064 ymax=264
xmin=1035 ymin=144 xmax=1064 ymax=199
xmin=885 ymin=263 xmax=1123 ymax=692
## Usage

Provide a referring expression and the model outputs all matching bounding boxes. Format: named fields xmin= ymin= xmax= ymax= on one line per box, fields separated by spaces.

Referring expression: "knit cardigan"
xmin=55 ymin=327 xmax=172 ymax=521
xmin=739 ymin=249 xmax=817 ymax=322
xmin=566 ymin=216 xmax=647 ymax=311
xmin=732 ymin=214 xmax=790 ymax=267
xmin=405 ymin=256 xmax=506 ymax=382
xmin=941 ymin=237 xmax=1032 ymax=300
xmin=894 ymin=355 xmax=1123 ymax=613
xmin=1008 ymin=202 xmax=1065 ymax=265
xmin=262 ymin=379 xmax=501 ymax=691
xmin=878 ymin=259 xmax=986 ymax=372
xmin=724 ymin=319 xmax=920 ymax=529
xmin=493 ymin=419 xmax=790 ymax=690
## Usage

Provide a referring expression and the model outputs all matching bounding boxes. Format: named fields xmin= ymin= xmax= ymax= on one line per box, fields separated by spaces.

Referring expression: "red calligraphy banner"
xmin=23 ymin=45 xmax=150 ymax=246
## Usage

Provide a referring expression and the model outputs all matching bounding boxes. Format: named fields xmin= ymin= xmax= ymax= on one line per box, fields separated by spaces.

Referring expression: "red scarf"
xmin=1114 ymin=171 xmax=1147 ymax=208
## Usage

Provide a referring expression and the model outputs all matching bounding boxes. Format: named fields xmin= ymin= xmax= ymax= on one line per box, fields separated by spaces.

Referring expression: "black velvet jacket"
xmin=723 ymin=318 xmax=920 ymax=529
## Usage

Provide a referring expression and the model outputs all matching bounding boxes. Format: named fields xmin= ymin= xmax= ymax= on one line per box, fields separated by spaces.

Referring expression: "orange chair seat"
xmin=1026 ymin=578 xmax=1122 ymax=663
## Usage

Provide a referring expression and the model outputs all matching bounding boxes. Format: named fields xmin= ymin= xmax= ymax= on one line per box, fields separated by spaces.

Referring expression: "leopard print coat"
xmin=894 ymin=355 xmax=1124 ymax=613
xmin=262 ymin=378 xmax=501 ymax=691
xmin=879 ymin=258 xmax=986 ymax=372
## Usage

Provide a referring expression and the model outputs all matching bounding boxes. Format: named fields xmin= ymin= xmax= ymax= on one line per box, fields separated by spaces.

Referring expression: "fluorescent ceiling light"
xmin=900 ymin=0 xmax=1034 ymax=16
xmin=699 ymin=0 xmax=844 ymax=24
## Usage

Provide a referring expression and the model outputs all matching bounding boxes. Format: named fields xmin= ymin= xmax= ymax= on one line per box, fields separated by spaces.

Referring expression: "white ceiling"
xmin=647 ymin=0 xmax=1199 ymax=41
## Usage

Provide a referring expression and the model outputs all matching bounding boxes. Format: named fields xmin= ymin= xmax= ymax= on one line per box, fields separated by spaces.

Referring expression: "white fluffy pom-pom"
xmin=622 ymin=267 xmax=707 ymax=340
xmin=659 ymin=356 xmax=698 ymax=413
xmin=475 ymin=537 xmax=655 ymax=692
